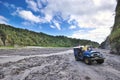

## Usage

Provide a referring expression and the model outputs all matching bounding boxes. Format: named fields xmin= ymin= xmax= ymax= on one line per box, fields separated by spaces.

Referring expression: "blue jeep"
xmin=73 ymin=48 xmax=105 ymax=65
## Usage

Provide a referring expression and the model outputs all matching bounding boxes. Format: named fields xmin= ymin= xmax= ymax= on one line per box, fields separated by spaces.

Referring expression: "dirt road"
xmin=0 ymin=48 xmax=120 ymax=80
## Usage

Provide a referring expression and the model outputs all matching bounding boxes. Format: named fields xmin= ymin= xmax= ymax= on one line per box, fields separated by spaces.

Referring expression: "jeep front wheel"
xmin=84 ymin=58 xmax=92 ymax=65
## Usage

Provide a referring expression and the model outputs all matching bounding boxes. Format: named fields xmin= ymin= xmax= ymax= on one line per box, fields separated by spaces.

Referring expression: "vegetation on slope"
xmin=110 ymin=28 xmax=120 ymax=42
xmin=0 ymin=24 xmax=99 ymax=47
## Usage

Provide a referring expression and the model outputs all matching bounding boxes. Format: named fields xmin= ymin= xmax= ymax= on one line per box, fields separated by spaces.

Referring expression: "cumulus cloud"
xmin=21 ymin=21 xmax=35 ymax=26
xmin=25 ymin=0 xmax=39 ymax=12
xmin=17 ymin=0 xmax=51 ymax=24
xmin=0 ymin=1 xmax=16 ymax=9
xmin=0 ymin=15 xmax=8 ymax=24
xmin=50 ymin=25 xmax=55 ymax=29
xmin=41 ymin=0 xmax=116 ymax=43
xmin=44 ymin=14 xmax=52 ymax=22
xmin=53 ymin=21 xmax=61 ymax=30
xmin=37 ymin=0 xmax=48 ymax=9
xmin=18 ymin=10 xmax=42 ymax=23
xmin=71 ymin=27 xmax=111 ymax=43
xmin=25 ymin=0 xmax=48 ymax=11
xmin=69 ymin=10 xmax=115 ymax=28
xmin=69 ymin=25 xmax=76 ymax=30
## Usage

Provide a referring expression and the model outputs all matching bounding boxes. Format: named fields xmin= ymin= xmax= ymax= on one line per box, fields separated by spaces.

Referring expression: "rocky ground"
xmin=0 ymin=47 xmax=120 ymax=80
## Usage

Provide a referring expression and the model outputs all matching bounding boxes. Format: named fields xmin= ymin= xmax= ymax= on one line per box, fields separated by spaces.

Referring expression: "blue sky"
xmin=0 ymin=0 xmax=117 ymax=43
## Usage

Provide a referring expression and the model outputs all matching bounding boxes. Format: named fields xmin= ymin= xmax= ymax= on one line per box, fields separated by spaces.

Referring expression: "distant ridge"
xmin=0 ymin=24 xmax=99 ymax=47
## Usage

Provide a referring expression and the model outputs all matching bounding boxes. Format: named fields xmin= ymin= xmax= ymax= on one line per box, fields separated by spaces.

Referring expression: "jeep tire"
xmin=75 ymin=56 xmax=80 ymax=61
xmin=84 ymin=57 xmax=92 ymax=65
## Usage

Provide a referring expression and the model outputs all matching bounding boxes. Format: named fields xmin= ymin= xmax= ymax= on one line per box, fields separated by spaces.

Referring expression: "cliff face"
xmin=110 ymin=0 xmax=120 ymax=54
xmin=100 ymin=37 xmax=110 ymax=49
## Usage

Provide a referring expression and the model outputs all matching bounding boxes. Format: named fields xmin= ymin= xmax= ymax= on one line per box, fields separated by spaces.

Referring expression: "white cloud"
xmin=0 ymin=1 xmax=16 ymax=9
xmin=26 ymin=0 xmax=39 ymax=12
xmin=25 ymin=0 xmax=48 ymax=11
xmin=18 ymin=10 xmax=42 ymax=23
xmin=69 ymin=25 xmax=76 ymax=30
xmin=21 ymin=21 xmax=35 ymax=26
xmin=37 ymin=0 xmax=48 ymax=9
xmin=51 ymin=20 xmax=61 ymax=30
xmin=53 ymin=21 xmax=61 ymax=30
xmin=92 ymin=0 xmax=101 ymax=6
xmin=69 ymin=10 xmax=115 ymax=29
xmin=50 ymin=25 xmax=55 ymax=29
xmin=44 ymin=14 xmax=52 ymax=22
xmin=44 ymin=0 xmax=113 ymax=17
xmin=71 ymin=27 xmax=111 ymax=43
xmin=12 ymin=7 xmax=51 ymax=23
xmin=0 ymin=15 xmax=8 ymax=24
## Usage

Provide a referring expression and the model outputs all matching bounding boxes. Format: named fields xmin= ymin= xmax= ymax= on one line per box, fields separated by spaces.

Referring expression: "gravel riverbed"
xmin=0 ymin=48 xmax=120 ymax=80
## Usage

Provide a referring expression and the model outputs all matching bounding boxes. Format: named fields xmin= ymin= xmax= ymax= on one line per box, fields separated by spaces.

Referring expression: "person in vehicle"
xmin=83 ymin=45 xmax=88 ymax=51
xmin=78 ymin=47 xmax=83 ymax=56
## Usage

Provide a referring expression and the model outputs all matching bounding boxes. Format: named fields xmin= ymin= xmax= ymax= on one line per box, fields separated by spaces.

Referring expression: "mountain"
xmin=101 ymin=0 xmax=120 ymax=54
xmin=0 ymin=24 xmax=99 ymax=47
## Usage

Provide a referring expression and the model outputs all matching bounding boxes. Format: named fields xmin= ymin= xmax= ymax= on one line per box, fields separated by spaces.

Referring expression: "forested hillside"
xmin=0 ymin=24 xmax=99 ymax=47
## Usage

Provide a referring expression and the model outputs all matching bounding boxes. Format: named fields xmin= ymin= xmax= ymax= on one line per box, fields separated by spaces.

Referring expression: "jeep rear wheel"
xmin=84 ymin=58 xmax=92 ymax=65
xmin=75 ymin=56 xmax=80 ymax=61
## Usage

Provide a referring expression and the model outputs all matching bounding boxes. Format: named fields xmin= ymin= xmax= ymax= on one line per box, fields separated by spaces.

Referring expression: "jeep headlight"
xmin=97 ymin=53 xmax=100 ymax=56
